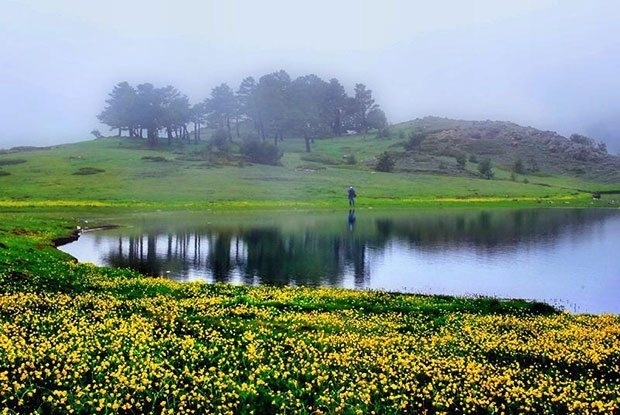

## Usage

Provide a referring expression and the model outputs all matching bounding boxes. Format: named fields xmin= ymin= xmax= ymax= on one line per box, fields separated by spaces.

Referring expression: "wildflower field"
xmin=1 ymin=213 xmax=619 ymax=414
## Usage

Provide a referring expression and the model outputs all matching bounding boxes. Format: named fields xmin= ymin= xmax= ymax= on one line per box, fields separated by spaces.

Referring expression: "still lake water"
xmin=59 ymin=208 xmax=620 ymax=314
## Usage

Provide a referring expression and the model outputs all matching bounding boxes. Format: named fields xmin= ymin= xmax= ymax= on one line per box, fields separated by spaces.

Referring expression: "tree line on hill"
xmin=97 ymin=70 xmax=387 ymax=152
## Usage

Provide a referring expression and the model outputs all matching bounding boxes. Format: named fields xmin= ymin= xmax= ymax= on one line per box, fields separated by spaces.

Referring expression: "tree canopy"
xmin=98 ymin=70 xmax=386 ymax=151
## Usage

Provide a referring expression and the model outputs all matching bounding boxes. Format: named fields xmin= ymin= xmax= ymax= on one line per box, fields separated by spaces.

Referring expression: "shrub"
xmin=300 ymin=153 xmax=341 ymax=165
xmin=0 ymin=170 xmax=10 ymax=176
xmin=513 ymin=158 xmax=525 ymax=174
xmin=209 ymin=129 xmax=231 ymax=154
xmin=469 ymin=154 xmax=478 ymax=163
xmin=73 ymin=167 xmax=105 ymax=175
xmin=90 ymin=129 xmax=104 ymax=139
xmin=375 ymin=128 xmax=391 ymax=139
xmin=569 ymin=133 xmax=595 ymax=147
xmin=141 ymin=156 xmax=168 ymax=162
xmin=241 ymin=139 xmax=283 ymax=165
xmin=405 ymin=132 xmax=425 ymax=151
xmin=477 ymin=158 xmax=494 ymax=179
xmin=375 ymin=151 xmax=395 ymax=172
xmin=0 ymin=159 xmax=26 ymax=166
xmin=455 ymin=152 xmax=467 ymax=170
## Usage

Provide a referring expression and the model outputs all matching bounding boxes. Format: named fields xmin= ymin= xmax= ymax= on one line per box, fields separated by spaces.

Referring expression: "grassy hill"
xmin=0 ymin=117 xmax=618 ymax=208
xmin=392 ymin=116 xmax=620 ymax=183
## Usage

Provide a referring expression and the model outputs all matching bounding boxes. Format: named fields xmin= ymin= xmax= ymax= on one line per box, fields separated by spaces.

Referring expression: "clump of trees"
xmin=97 ymin=71 xmax=387 ymax=157
xmin=98 ymin=82 xmax=193 ymax=146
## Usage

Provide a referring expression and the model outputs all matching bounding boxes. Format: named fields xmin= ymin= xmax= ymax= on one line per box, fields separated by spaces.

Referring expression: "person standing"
xmin=347 ymin=186 xmax=357 ymax=207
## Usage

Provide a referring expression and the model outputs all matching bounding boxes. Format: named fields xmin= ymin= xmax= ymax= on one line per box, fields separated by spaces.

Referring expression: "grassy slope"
xmin=0 ymin=135 xmax=615 ymax=208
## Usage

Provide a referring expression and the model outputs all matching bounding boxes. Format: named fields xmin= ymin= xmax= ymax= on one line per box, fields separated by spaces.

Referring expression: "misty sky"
xmin=1 ymin=0 xmax=619 ymax=152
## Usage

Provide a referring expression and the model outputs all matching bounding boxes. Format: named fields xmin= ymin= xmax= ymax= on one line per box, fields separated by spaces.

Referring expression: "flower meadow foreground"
xmin=0 ymin=215 xmax=619 ymax=414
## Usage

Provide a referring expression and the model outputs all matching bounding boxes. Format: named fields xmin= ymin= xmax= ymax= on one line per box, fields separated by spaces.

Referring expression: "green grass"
xmin=0 ymin=136 xmax=615 ymax=209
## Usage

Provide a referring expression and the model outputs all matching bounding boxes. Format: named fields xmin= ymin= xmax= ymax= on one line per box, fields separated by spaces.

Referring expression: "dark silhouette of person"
xmin=347 ymin=186 xmax=357 ymax=207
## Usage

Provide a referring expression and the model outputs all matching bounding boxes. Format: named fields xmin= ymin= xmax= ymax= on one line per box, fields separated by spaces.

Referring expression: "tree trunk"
xmin=148 ymin=128 xmax=158 ymax=146
xmin=254 ymin=118 xmax=260 ymax=137
xmin=334 ymin=109 xmax=342 ymax=136
xmin=194 ymin=122 xmax=200 ymax=144
xmin=304 ymin=133 xmax=311 ymax=152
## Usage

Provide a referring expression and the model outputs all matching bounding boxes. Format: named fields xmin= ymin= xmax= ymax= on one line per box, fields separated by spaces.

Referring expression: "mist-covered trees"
xmin=204 ymin=84 xmax=237 ymax=139
xmin=350 ymin=83 xmax=376 ymax=137
xmin=98 ymin=82 xmax=191 ymax=146
xmin=98 ymin=70 xmax=386 ymax=151
xmin=97 ymin=81 xmax=137 ymax=138
xmin=287 ymin=74 xmax=329 ymax=151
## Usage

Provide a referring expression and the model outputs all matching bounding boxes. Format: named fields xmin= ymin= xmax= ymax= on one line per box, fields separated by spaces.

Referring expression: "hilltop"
xmin=391 ymin=117 xmax=620 ymax=183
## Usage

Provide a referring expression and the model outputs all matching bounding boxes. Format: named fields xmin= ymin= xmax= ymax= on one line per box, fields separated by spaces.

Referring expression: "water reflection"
xmin=348 ymin=209 xmax=356 ymax=231
xmin=102 ymin=223 xmax=370 ymax=288
xmin=60 ymin=208 xmax=620 ymax=313
xmin=374 ymin=208 xmax=597 ymax=252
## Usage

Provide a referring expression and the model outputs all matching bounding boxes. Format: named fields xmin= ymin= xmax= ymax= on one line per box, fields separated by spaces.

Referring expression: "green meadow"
xmin=1 ymin=135 xmax=615 ymax=208
xmin=0 ymin=135 xmax=619 ymax=414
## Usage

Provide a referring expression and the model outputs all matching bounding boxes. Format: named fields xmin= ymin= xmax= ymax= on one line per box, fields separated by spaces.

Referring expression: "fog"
xmin=1 ymin=0 xmax=619 ymax=152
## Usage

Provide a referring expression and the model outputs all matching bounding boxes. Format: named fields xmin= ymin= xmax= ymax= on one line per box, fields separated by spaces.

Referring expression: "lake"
xmin=58 ymin=208 xmax=620 ymax=314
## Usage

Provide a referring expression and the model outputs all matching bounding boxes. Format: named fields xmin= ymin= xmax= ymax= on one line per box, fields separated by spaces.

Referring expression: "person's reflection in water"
xmin=348 ymin=209 xmax=356 ymax=231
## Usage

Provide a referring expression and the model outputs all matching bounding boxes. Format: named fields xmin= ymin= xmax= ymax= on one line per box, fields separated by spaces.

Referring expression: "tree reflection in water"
xmin=104 ymin=223 xmax=369 ymax=286
xmin=100 ymin=208 xmax=616 ymax=287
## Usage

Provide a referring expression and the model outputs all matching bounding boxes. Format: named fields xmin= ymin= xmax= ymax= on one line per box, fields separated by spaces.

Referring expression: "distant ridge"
xmin=393 ymin=116 xmax=620 ymax=183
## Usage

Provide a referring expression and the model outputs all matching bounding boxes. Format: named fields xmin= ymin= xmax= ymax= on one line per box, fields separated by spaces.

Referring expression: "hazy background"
xmin=1 ymin=0 xmax=619 ymax=152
